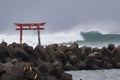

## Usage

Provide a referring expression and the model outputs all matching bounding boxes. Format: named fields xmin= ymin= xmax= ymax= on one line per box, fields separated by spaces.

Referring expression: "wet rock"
xmin=57 ymin=45 xmax=69 ymax=53
xmin=3 ymin=62 xmax=14 ymax=71
xmin=34 ymin=58 xmax=43 ymax=66
xmin=77 ymin=61 xmax=87 ymax=69
xmin=50 ymin=65 xmax=64 ymax=79
xmin=34 ymin=45 xmax=49 ymax=61
xmin=101 ymin=47 xmax=113 ymax=59
xmin=112 ymin=47 xmax=120 ymax=58
xmin=0 ymin=63 xmax=5 ymax=74
xmin=0 ymin=44 xmax=9 ymax=63
xmin=110 ymin=56 xmax=120 ymax=65
xmin=14 ymin=47 xmax=30 ymax=61
xmin=1 ymin=74 xmax=12 ymax=80
xmin=92 ymin=64 xmax=101 ymax=70
xmin=66 ymin=51 xmax=78 ymax=65
xmin=108 ymin=44 xmax=115 ymax=51
xmin=6 ymin=46 xmax=15 ymax=58
xmin=45 ymin=45 xmax=56 ymax=62
xmin=86 ymin=52 xmax=102 ymax=61
xmin=103 ymin=61 xmax=113 ymax=69
xmin=64 ymin=61 xmax=75 ymax=70
xmin=0 ymin=41 xmax=7 ymax=47
xmin=11 ymin=58 xmax=18 ymax=64
xmin=116 ymin=62 xmax=120 ymax=68
xmin=55 ymin=49 xmax=64 ymax=60
xmin=60 ymin=73 xmax=73 ymax=80
xmin=92 ymin=47 xmax=100 ymax=52
xmin=46 ymin=75 xmax=57 ymax=80
xmin=22 ymin=43 xmax=34 ymax=57
xmin=49 ymin=44 xmax=58 ymax=51
xmin=70 ymin=42 xmax=81 ymax=58
xmin=80 ymin=46 xmax=92 ymax=61
xmin=38 ymin=62 xmax=53 ymax=74
xmin=9 ymin=42 xmax=20 ymax=48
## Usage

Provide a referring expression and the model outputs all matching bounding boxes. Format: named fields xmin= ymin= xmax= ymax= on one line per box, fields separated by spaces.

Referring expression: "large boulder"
xmin=64 ymin=61 xmax=75 ymax=70
xmin=112 ymin=46 xmax=120 ymax=58
xmin=14 ymin=47 xmax=30 ymax=61
xmin=66 ymin=51 xmax=78 ymax=65
xmin=57 ymin=45 xmax=69 ymax=53
xmin=22 ymin=43 xmax=34 ymax=57
xmin=60 ymin=73 xmax=73 ymax=80
xmin=45 ymin=45 xmax=56 ymax=62
xmin=0 ymin=42 xmax=9 ymax=63
xmin=80 ymin=46 xmax=92 ymax=61
xmin=77 ymin=61 xmax=87 ymax=70
xmin=86 ymin=52 xmax=102 ymax=61
xmin=50 ymin=65 xmax=64 ymax=79
xmin=101 ymin=47 xmax=113 ymax=60
xmin=34 ymin=45 xmax=50 ymax=61
xmin=6 ymin=46 xmax=15 ymax=58
xmin=116 ymin=62 xmax=120 ymax=68
xmin=0 ymin=63 xmax=5 ymax=75
xmin=102 ymin=61 xmax=113 ymax=69
xmin=0 ymin=41 xmax=7 ymax=47
xmin=48 ymin=44 xmax=58 ymax=51
xmin=38 ymin=62 xmax=53 ymax=74
xmin=70 ymin=42 xmax=81 ymax=58
xmin=107 ymin=44 xmax=115 ymax=51
xmin=92 ymin=47 xmax=100 ymax=52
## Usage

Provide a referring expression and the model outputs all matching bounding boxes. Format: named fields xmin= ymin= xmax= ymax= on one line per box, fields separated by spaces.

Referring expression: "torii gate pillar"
xmin=15 ymin=23 xmax=45 ymax=45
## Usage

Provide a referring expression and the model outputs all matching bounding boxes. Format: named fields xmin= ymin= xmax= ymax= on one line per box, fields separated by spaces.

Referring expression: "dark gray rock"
xmin=66 ymin=51 xmax=78 ymax=65
xmin=108 ymin=44 xmax=115 ymax=51
xmin=50 ymin=65 xmax=64 ymax=79
xmin=116 ymin=62 xmax=120 ymax=68
xmin=60 ymin=73 xmax=73 ymax=80
xmin=86 ymin=52 xmax=102 ymax=61
xmin=38 ymin=62 xmax=53 ymax=74
xmin=64 ymin=61 xmax=75 ymax=70
xmin=57 ymin=45 xmax=69 ymax=53
xmin=78 ymin=61 xmax=87 ymax=69
xmin=80 ymin=46 xmax=92 ymax=61
xmin=34 ymin=45 xmax=49 ymax=61
xmin=0 ymin=41 xmax=7 ymax=47
xmin=1 ymin=74 xmax=12 ymax=80
xmin=14 ymin=47 xmax=30 ymax=61
xmin=103 ymin=61 xmax=113 ymax=69
xmin=70 ymin=42 xmax=81 ymax=58
xmin=45 ymin=45 xmax=56 ymax=62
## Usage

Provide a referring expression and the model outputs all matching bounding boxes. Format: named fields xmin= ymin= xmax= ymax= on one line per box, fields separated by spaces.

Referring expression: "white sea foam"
xmin=0 ymin=20 xmax=119 ymax=47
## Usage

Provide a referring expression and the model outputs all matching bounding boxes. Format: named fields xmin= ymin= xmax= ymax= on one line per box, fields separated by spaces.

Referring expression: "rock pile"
xmin=0 ymin=42 xmax=72 ymax=80
xmin=0 ymin=41 xmax=120 ymax=79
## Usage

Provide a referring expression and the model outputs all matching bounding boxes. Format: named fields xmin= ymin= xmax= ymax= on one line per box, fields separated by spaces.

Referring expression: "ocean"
xmin=66 ymin=69 xmax=120 ymax=80
xmin=61 ymin=31 xmax=120 ymax=48
xmin=64 ymin=31 xmax=120 ymax=80
xmin=1 ymin=31 xmax=120 ymax=80
xmin=0 ymin=30 xmax=120 ymax=48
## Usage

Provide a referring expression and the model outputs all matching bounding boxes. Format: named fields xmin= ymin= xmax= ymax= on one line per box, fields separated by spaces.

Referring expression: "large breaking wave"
xmin=80 ymin=31 xmax=120 ymax=42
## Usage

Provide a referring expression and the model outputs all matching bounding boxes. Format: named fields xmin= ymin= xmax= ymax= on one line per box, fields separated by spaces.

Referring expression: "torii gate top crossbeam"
xmin=15 ymin=23 xmax=46 ymax=27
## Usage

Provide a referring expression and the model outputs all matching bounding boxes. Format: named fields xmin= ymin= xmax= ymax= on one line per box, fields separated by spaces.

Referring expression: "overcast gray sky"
xmin=0 ymin=0 xmax=120 ymax=34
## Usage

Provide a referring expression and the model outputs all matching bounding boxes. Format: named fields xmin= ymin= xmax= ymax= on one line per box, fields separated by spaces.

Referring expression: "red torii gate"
xmin=15 ymin=22 xmax=45 ymax=45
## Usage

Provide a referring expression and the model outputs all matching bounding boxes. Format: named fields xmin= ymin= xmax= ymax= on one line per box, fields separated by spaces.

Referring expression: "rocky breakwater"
xmin=0 ymin=42 xmax=72 ymax=80
xmin=0 ymin=41 xmax=120 ymax=80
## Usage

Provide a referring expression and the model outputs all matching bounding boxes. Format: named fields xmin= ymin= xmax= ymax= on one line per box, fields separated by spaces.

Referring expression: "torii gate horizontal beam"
xmin=15 ymin=23 xmax=46 ymax=27
xmin=16 ymin=28 xmax=44 ymax=30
